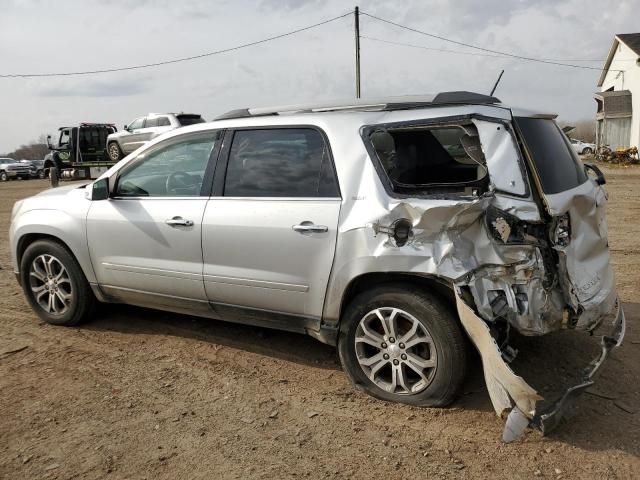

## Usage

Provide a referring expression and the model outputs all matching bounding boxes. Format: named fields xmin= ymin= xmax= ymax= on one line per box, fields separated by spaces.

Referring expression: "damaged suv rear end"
xmin=327 ymin=92 xmax=624 ymax=441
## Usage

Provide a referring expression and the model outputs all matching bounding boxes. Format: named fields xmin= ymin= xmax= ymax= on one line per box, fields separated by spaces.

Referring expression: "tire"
xmin=20 ymin=240 xmax=95 ymax=326
xmin=582 ymin=147 xmax=593 ymax=155
xmin=0 ymin=171 xmax=7 ymax=182
xmin=38 ymin=169 xmax=46 ymax=179
xmin=338 ymin=284 xmax=468 ymax=407
xmin=49 ymin=167 xmax=59 ymax=188
xmin=108 ymin=142 xmax=123 ymax=162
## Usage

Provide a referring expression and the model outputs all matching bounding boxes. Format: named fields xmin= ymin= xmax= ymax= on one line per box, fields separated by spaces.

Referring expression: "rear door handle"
xmin=292 ymin=222 xmax=328 ymax=234
xmin=165 ymin=216 xmax=194 ymax=227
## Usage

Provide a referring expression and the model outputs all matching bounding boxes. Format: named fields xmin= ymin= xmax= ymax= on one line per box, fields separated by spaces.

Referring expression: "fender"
xmin=11 ymin=208 xmax=97 ymax=284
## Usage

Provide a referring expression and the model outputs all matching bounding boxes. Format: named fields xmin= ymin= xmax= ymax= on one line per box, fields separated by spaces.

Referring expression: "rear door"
xmin=514 ymin=117 xmax=617 ymax=328
xmin=201 ymin=127 xmax=341 ymax=327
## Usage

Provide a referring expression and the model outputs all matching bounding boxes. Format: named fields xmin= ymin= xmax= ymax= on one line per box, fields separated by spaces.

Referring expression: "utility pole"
xmin=354 ymin=6 xmax=361 ymax=98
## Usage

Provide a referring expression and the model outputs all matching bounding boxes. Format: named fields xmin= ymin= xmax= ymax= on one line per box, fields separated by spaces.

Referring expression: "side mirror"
xmin=584 ymin=163 xmax=606 ymax=186
xmin=124 ymin=124 xmax=130 ymax=131
xmin=87 ymin=177 xmax=110 ymax=201
xmin=46 ymin=135 xmax=53 ymax=149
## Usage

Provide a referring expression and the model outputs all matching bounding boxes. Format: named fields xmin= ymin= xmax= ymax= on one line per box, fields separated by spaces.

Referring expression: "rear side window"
xmin=366 ymin=123 xmax=489 ymax=195
xmin=145 ymin=117 xmax=158 ymax=128
xmin=177 ymin=114 xmax=205 ymax=126
xmin=515 ymin=117 xmax=587 ymax=194
xmin=223 ymin=128 xmax=339 ymax=198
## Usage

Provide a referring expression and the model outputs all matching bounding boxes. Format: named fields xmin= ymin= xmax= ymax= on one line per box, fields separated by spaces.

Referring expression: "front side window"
xmin=128 ymin=118 xmax=144 ymax=130
xmin=157 ymin=117 xmax=171 ymax=127
xmin=367 ymin=124 xmax=489 ymax=195
xmin=116 ymin=133 xmax=218 ymax=197
xmin=223 ymin=128 xmax=339 ymax=197
xmin=515 ymin=117 xmax=587 ymax=195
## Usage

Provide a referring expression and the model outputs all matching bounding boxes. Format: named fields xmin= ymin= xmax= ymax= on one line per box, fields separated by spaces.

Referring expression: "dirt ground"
xmin=1 ymin=171 xmax=638 ymax=480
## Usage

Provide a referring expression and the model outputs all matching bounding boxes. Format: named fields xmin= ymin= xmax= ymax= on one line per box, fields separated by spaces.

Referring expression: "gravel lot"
xmin=1 ymin=171 xmax=638 ymax=479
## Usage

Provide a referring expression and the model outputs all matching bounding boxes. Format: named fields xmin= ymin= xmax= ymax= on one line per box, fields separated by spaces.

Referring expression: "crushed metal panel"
xmin=454 ymin=289 xmax=542 ymax=419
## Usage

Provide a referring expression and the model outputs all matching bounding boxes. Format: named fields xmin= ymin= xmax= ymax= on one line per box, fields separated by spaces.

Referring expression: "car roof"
xmin=215 ymin=91 xmax=502 ymax=120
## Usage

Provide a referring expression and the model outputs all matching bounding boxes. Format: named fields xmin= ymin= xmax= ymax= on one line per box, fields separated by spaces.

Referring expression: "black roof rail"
xmin=214 ymin=91 xmax=501 ymax=121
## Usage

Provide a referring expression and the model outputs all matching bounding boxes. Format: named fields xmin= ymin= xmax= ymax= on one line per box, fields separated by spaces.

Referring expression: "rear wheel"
xmin=582 ymin=147 xmax=593 ymax=155
xmin=38 ymin=169 xmax=46 ymax=179
xmin=20 ymin=240 xmax=95 ymax=326
xmin=108 ymin=142 xmax=123 ymax=162
xmin=338 ymin=285 xmax=468 ymax=407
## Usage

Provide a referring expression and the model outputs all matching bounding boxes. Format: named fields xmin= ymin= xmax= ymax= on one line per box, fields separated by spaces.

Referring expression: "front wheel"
xmin=20 ymin=240 xmax=95 ymax=326
xmin=582 ymin=147 xmax=593 ymax=155
xmin=0 ymin=171 xmax=7 ymax=182
xmin=338 ymin=285 xmax=468 ymax=407
xmin=108 ymin=142 xmax=123 ymax=162
xmin=38 ymin=169 xmax=46 ymax=179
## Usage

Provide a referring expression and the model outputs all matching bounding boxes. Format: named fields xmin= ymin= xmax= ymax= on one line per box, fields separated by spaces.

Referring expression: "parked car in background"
xmin=9 ymin=91 xmax=624 ymax=441
xmin=30 ymin=159 xmax=46 ymax=178
xmin=0 ymin=158 xmax=31 ymax=181
xmin=569 ymin=138 xmax=595 ymax=155
xmin=106 ymin=113 xmax=205 ymax=161
xmin=19 ymin=159 xmax=46 ymax=179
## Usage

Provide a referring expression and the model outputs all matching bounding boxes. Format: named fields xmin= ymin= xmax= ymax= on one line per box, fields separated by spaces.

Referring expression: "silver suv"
xmin=9 ymin=92 xmax=625 ymax=441
xmin=0 ymin=158 xmax=31 ymax=181
xmin=106 ymin=112 xmax=205 ymax=161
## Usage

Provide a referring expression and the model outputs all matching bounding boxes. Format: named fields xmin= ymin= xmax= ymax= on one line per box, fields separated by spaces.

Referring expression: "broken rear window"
xmin=367 ymin=124 xmax=489 ymax=195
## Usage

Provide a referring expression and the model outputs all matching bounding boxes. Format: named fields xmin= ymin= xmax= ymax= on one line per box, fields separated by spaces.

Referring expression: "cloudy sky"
xmin=0 ymin=0 xmax=637 ymax=153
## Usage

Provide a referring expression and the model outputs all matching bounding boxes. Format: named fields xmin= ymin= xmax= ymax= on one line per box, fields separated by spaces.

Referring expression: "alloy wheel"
xmin=29 ymin=254 xmax=73 ymax=315
xmin=108 ymin=144 xmax=120 ymax=161
xmin=354 ymin=307 xmax=437 ymax=395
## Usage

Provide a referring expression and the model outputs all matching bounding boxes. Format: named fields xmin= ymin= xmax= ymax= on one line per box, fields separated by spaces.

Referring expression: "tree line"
xmin=1 ymin=135 xmax=50 ymax=160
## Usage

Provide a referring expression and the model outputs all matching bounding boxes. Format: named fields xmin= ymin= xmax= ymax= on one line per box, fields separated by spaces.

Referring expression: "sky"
xmin=0 ymin=0 xmax=638 ymax=153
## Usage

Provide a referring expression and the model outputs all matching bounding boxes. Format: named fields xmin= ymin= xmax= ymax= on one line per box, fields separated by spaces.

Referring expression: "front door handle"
xmin=292 ymin=222 xmax=328 ymax=234
xmin=165 ymin=216 xmax=194 ymax=227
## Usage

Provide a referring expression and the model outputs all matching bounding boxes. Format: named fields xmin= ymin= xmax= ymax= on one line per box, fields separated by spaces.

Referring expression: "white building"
xmin=595 ymin=33 xmax=640 ymax=150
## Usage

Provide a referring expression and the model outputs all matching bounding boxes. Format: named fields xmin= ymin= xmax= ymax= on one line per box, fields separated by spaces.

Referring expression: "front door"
xmin=202 ymin=127 xmax=341 ymax=328
xmin=87 ymin=131 xmax=221 ymax=314
xmin=122 ymin=117 xmax=146 ymax=153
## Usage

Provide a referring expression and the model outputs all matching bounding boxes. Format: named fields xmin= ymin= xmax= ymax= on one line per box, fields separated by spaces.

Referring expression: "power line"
xmin=360 ymin=10 xmax=624 ymax=72
xmin=362 ymin=36 xmax=627 ymax=63
xmin=0 ymin=11 xmax=351 ymax=78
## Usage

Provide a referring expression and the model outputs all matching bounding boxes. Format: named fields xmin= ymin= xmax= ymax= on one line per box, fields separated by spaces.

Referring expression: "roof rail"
xmin=214 ymin=91 xmax=501 ymax=121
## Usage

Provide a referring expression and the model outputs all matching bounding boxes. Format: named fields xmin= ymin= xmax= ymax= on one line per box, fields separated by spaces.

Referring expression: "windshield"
xmin=514 ymin=117 xmax=587 ymax=194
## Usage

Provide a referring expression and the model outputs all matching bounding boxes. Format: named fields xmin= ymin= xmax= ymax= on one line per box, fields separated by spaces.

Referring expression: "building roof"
xmin=597 ymin=33 xmax=640 ymax=87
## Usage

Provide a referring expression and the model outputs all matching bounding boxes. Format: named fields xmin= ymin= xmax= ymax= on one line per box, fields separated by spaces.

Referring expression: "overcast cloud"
xmin=0 ymin=0 xmax=637 ymax=152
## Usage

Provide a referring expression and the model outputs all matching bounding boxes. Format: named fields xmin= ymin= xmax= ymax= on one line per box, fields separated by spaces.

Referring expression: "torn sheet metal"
xmin=454 ymin=288 xmax=542 ymax=419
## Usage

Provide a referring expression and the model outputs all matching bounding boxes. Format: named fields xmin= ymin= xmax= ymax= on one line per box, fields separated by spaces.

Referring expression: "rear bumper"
xmin=531 ymin=299 xmax=626 ymax=434
xmin=502 ymin=298 xmax=626 ymax=441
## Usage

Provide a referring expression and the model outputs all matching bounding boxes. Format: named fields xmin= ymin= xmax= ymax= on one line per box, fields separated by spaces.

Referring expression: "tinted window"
xmin=177 ymin=115 xmax=205 ymax=126
xmin=116 ymin=134 xmax=217 ymax=197
xmin=224 ymin=128 xmax=339 ymax=197
xmin=157 ymin=117 xmax=171 ymax=127
xmin=128 ymin=118 xmax=144 ymax=130
xmin=515 ymin=118 xmax=587 ymax=194
xmin=145 ymin=117 xmax=158 ymax=128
